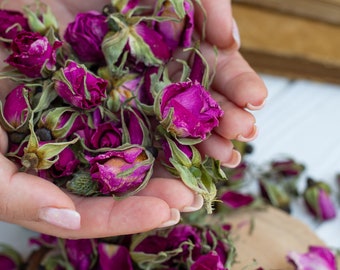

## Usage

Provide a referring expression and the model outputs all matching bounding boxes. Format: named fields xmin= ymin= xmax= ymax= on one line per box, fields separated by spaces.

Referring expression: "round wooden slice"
xmin=226 ymin=206 xmax=326 ymax=270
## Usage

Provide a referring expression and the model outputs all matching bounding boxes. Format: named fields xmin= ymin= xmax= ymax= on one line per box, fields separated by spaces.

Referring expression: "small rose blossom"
xmin=159 ymin=81 xmax=223 ymax=140
xmin=53 ymin=61 xmax=108 ymax=109
xmin=87 ymin=146 xmax=154 ymax=196
xmin=221 ymin=190 xmax=254 ymax=209
xmin=96 ymin=243 xmax=133 ymax=270
xmin=287 ymin=246 xmax=337 ymax=270
xmin=2 ymin=85 xmax=30 ymax=130
xmin=0 ymin=9 xmax=29 ymax=42
xmin=64 ymin=11 xmax=109 ymax=63
xmin=5 ymin=31 xmax=61 ymax=78
xmin=0 ymin=254 xmax=18 ymax=270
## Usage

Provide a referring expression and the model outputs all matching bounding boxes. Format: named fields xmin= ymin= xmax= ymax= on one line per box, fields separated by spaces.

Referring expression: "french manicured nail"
xmin=246 ymin=99 xmax=266 ymax=110
xmin=158 ymin=208 xmax=181 ymax=228
xmin=39 ymin=208 xmax=81 ymax=230
xmin=182 ymin=194 xmax=204 ymax=212
xmin=232 ymin=18 xmax=241 ymax=48
xmin=222 ymin=150 xmax=242 ymax=168
xmin=236 ymin=125 xmax=258 ymax=142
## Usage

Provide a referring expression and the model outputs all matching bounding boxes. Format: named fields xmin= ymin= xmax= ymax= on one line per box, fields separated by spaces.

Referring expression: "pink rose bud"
xmin=0 ymin=245 xmax=23 ymax=270
xmin=87 ymin=145 xmax=154 ymax=196
xmin=0 ymin=9 xmax=29 ymax=43
xmin=49 ymin=147 xmax=80 ymax=178
xmin=53 ymin=60 xmax=108 ymax=109
xmin=1 ymin=85 xmax=30 ymax=132
xmin=97 ymin=243 xmax=134 ymax=270
xmin=5 ymin=31 xmax=62 ymax=78
xmin=157 ymin=81 xmax=223 ymax=140
xmin=64 ymin=11 xmax=109 ymax=63
xmin=287 ymin=246 xmax=337 ymax=270
xmin=303 ymin=178 xmax=337 ymax=221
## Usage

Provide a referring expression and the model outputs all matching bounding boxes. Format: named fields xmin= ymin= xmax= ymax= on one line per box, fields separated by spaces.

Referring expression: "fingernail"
xmin=182 ymin=194 xmax=204 ymax=212
xmin=246 ymin=99 xmax=266 ymax=110
xmin=222 ymin=150 xmax=242 ymax=168
xmin=39 ymin=208 xmax=81 ymax=230
xmin=232 ymin=18 xmax=241 ymax=48
xmin=158 ymin=208 xmax=181 ymax=228
xmin=236 ymin=125 xmax=258 ymax=142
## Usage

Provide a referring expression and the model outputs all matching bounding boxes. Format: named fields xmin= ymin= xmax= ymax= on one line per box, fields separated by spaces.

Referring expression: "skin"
xmin=0 ymin=0 xmax=267 ymax=239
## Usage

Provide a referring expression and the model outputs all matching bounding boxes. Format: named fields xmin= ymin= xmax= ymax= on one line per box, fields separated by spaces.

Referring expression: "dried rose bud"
xmin=155 ymin=0 xmax=194 ymax=50
xmin=271 ymin=158 xmax=305 ymax=178
xmin=259 ymin=178 xmax=291 ymax=212
xmin=303 ymin=178 xmax=336 ymax=221
xmin=97 ymin=243 xmax=134 ymax=270
xmin=287 ymin=246 xmax=337 ymax=270
xmin=64 ymin=11 xmax=109 ymax=63
xmin=49 ymin=147 xmax=80 ymax=178
xmin=220 ymin=190 xmax=254 ymax=209
xmin=0 ymin=84 xmax=30 ymax=133
xmin=5 ymin=31 xmax=62 ymax=78
xmin=191 ymin=251 xmax=225 ymax=270
xmin=130 ymin=22 xmax=171 ymax=65
xmin=87 ymin=145 xmax=154 ymax=197
xmin=38 ymin=107 xmax=85 ymax=139
xmin=0 ymin=9 xmax=29 ymax=43
xmin=156 ymin=81 xmax=223 ymax=140
xmin=53 ymin=60 xmax=107 ymax=109
xmin=64 ymin=239 xmax=97 ymax=270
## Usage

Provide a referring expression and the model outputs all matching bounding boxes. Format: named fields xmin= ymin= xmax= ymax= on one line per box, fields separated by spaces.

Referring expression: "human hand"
xmin=0 ymin=0 xmax=267 ymax=239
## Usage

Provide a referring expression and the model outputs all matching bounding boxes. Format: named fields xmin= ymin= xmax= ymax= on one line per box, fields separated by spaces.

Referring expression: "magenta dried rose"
xmin=87 ymin=145 xmax=154 ymax=196
xmin=1 ymin=84 xmax=30 ymax=131
xmin=287 ymin=246 xmax=337 ymax=270
xmin=191 ymin=251 xmax=225 ymax=270
xmin=97 ymin=243 xmax=133 ymax=270
xmin=49 ymin=147 xmax=80 ymax=178
xmin=158 ymin=80 xmax=223 ymax=140
xmin=5 ymin=31 xmax=62 ymax=78
xmin=155 ymin=0 xmax=194 ymax=50
xmin=65 ymin=239 xmax=96 ymax=270
xmin=64 ymin=11 xmax=109 ymax=63
xmin=0 ymin=9 xmax=29 ymax=42
xmin=221 ymin=190 xmax=254 ymax=209
xmin=53 ymin=60 xmax=108 ymax=109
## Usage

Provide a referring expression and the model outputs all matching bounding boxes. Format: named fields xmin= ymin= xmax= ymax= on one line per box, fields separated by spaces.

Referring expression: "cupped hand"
xmin=0 ymin=0 xmax=267 ymax=239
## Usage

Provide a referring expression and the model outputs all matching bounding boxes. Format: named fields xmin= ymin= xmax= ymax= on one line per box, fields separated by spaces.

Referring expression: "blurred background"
xmin=232 ymin=0 xmax=340 ymax=248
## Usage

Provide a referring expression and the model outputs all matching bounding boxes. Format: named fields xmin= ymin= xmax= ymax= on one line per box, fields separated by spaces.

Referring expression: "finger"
xmin=0 ymin=126 xmax=8 ymax=155
xmin=20 ymin=195 xmax=180 ymax=239
xmin=194 ymin=0 xmax=235 ymax=48
xmin=137 ymin=178 xmax=204 ymax=212
xmin=201 ymin=43 xmax=268 ymax=109
xmin=0 ymin=154 xmax=80 ymax=230
xmin=197 ymin=134 xmax=241 ymax=168
xmin=211 ymin=90 xmax=258 ymax=142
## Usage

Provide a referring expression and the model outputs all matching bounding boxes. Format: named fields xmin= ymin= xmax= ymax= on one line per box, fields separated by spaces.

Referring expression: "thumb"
xmin=194 ymin=0 xmax=239 ymax=49
xmin=0 ymin=154 xmax=80 ymax=231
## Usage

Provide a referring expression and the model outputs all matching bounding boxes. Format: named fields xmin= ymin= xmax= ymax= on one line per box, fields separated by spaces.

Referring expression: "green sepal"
xmin=22 ymin=120 xmax=79 ymax=171
xmin=66 ymin=171 xmax=100 ymax=196
xmin=169 ymin=0 xmax=186 ymax=18
xmin=102 ymin=15 xmax=129 ymax=68
xmin=23 ymin=2 xmax=59 ymax=34
xmin=38 ymin=107 xmax=81 ymax=138
xmin=31 ymin=81 xmax=58 ymax=114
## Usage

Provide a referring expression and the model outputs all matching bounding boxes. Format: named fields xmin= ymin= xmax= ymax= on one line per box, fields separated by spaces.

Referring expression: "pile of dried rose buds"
xmin=0 ymin=0 xmax=226 ymax=212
